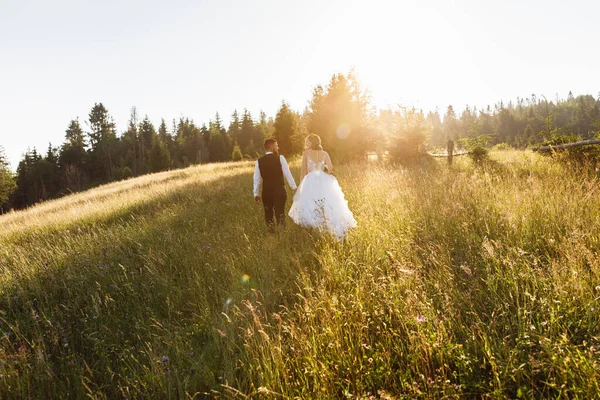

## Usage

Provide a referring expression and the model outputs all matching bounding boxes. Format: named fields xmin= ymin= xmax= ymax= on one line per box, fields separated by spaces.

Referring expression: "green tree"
xmin=121 ymin=107 xmax=139 ymax=175
xmin=460 ymin=106 xmax=480 ymax=137
xmin=176 ymin=118 xmax=207 ymax=166
xmin=158 ymin=118 xmax=178 ymax=167
xmin=12 ymin=149 xmax=44 ymax=208
xmin=0 ymin=145 xmax=16 ymax=211
xmin=243 ymin=139 xmax=258 ymax=159
xmin=208 ymin=114 xmax=228 ymax=162
xmin=138 ymin=115 xmax=157 ymax=173
xmin=239 ymin=109 xmax=254 ymax=152
xmin=308 ymin=71 xmax=373 ymax=160
xmin=253 ymin=111 xmax=271 ymax=156
xmin=39 ymin=143 xmax=61 ymax=199
xmin=121 ymin=166 xmax=133 ymax=180
xmin=228 ymin=110 xmax=242 ymax=146
xmin=149 ymin=135 xmax=172 ymax=172
xmin=273 ymin=101 xmax=301 ymax=156
xmin=443 ymin=105 xmax=460 ymax=141
xmin=524 ymin=124 xmax=535 ymax=144
xmin=389 ymin=107 xmax=429 ymax=164
xmin=253 ymin=111 xmax=269 ymax=150
xmin=232 ymin=144 xmax=243 ymax=161
xmin=200 ymin=123 xmax=211 ymax=162
xmin=59 ymin=119 xmax=88 ymax=190
xmin=426 ymin=110 xmax=444 ymax=148
xmin=87 ymin=103 xmax=118 ymax=181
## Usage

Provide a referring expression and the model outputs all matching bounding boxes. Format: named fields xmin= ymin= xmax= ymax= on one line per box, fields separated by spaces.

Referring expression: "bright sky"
xmin=1 ymin=0 xmax=599 ymax=170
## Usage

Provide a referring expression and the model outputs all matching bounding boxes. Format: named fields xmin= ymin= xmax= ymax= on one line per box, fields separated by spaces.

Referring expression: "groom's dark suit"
xmin=254 ymin=152 xmax=297 ymax=228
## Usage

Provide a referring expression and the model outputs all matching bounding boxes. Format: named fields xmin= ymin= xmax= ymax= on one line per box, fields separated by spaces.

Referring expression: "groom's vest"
xmin=258 ymin=153 xmax=285 ymax=195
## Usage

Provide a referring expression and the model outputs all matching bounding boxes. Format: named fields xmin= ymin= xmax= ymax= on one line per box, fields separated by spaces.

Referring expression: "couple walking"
xmin=253 ymin=134 xmax=356 ymax=239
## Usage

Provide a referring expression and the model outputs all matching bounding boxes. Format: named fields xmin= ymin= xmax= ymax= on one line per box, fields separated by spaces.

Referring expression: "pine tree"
xmin=0 ymin=145 xmax=16 ymax=211
xmin=87 ymin=103 xmax=117 ymax=181
xmin=232 ymin=144 xmax=243 ymax=161
xmin=158 ymin=118 xmax=169 ymax=142
xmin=307 ymin=72 xmax=372 ymax=160
xmin=200 ymin=124 xmax=210 ymax=162
xmin=13 ymin=149 xmax=44 ymax=207
xmin=176 ymin=118 xmax=207 ymax=165
xmin=524 ymin=124 xmax=535 ymax=142
xmin=426 ymin=110 xmax=444 ymax=147
xmin=239 ymin=109 xmax=254 ymax=151
xmin=123 ymin=107 xmax=139 ymax=175
xmin=443 ymin=105 xmax=460 ymax=140
xmin=208 ymin=116 xmax=227 ymax=162
xmin=243 ymin=139 xmax=258 ymax=159
xmin=39 ymin=143 xmax=61 ymax=199
xmin=253 ymin=111 xmax=270 ymax=155
xmin=138 ymin=115 xmax=157 ymax=173
xmin=149 ymin=135 xmax=172 ymax=172
xmin=274 ymin=101 xmax=301 ymax=156
xmin=158 ymin=118 xmax=178 ymax=167
xmin=228 ymin=110 xmax=242 ymax=146
xmin=389 ymin=107 xmax=429 ymax=164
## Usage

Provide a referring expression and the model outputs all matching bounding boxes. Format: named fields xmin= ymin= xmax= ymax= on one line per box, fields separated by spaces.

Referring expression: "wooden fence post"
xmin=447 ymin=139 xmax=454 ymax=165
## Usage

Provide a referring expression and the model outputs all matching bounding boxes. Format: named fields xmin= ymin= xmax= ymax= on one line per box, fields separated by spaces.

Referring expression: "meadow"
xmin=0 ymin=150 xmax=599 ymax=399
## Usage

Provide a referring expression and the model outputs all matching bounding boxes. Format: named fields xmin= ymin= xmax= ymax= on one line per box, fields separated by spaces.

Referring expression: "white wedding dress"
xmin=288 ymin=152 xmax=356 ymax=239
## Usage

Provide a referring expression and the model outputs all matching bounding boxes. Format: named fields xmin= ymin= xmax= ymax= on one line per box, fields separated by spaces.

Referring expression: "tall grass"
xmin=0 ymin=151 xmax=598 ymax=398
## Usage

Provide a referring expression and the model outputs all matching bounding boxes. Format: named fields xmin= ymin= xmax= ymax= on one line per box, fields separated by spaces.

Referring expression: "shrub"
xmin=492 ymin=142 xmax=511 ymax=151
xmin=232 ymin=145 xmax=243 ymax=161
xmin=121 ymin=166 xmax=133 ymax=180
xmin=460 ymin=135 xmax=491 ymax=164
xmin=389 ymin=108 xmax=429 ymax=165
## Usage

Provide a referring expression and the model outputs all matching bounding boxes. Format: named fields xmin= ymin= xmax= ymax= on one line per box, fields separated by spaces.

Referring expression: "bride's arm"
xmin=325 ymin=152 xmax=333 ymax=173
xmin=300 ymin=151 xmax=308 ymax=182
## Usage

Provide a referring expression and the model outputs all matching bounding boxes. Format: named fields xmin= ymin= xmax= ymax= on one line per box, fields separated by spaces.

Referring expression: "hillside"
xmin=1 ymin=152 xmax=599 ymax=398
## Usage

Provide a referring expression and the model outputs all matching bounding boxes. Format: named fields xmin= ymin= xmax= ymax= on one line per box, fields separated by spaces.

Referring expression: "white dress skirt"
xmin=288 ymin=162 xmax=356 ymax=240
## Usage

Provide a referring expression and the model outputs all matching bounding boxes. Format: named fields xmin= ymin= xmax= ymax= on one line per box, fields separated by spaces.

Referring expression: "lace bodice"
xmin=300 ymin=150 xmax=333 ymax=182
xmin=307 ymin=154 xmax=326 ymax=172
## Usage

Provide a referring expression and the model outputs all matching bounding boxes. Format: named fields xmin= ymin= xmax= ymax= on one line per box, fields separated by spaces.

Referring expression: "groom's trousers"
xmin=262 ymin=189 xmax=287 ymax=228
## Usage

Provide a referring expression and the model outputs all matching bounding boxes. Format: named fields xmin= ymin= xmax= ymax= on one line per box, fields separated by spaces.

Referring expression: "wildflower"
xmin=416 ymin=315 xmax=426 ymax=323
xmin=161 ymin=355 xmax=169 ymax=363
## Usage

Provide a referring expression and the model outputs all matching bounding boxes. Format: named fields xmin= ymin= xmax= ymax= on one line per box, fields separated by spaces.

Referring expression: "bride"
xmin=288 ymin=134 xmax=357 ymax=239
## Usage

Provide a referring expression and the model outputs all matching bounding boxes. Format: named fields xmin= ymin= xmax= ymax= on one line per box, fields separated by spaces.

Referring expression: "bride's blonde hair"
xmin=306 ymin=134 xmax=323 ymax=150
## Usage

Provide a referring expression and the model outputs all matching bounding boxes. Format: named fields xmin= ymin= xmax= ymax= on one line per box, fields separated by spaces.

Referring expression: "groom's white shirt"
xmin=253 ymin=152 xmax=297 ymax=197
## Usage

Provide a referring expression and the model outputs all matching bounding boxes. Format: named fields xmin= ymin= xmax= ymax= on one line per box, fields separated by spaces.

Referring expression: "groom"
xmin=253 ymin=139 xmax=297 ymax=231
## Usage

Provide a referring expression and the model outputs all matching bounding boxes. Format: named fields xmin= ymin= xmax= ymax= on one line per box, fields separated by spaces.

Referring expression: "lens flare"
xmin=241 ymin=274 xmax=250 ymax=283
xmin=336 ymin=124 xmax=350 ymax=140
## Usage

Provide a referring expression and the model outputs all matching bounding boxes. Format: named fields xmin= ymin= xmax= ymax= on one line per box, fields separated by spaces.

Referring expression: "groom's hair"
xmin=264 ymin=138 xmax=277 ymax=150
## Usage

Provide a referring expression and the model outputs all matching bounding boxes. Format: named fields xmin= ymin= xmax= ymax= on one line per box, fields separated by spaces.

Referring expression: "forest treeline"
xmin=1 ymin=72 xmax=599 ymax=212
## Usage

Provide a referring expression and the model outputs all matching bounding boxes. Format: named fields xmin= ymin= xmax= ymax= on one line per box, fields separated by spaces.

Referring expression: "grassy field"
xmin=0 ymin=151 xmax=599 ymax=398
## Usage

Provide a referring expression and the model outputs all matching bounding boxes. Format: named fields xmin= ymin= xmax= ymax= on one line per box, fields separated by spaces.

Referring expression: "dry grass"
xmin=0 ymin=150 xmax=599 ymax=398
